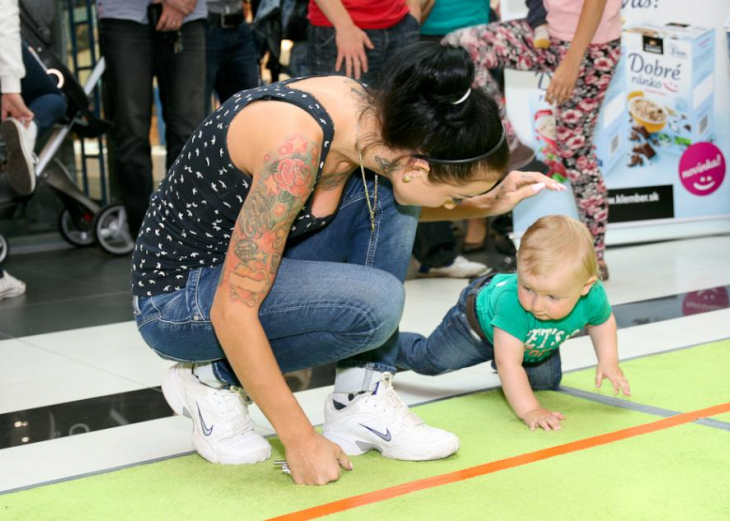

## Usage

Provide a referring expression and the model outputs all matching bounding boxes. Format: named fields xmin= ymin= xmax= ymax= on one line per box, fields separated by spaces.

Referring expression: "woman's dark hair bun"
xmin=376 ymin=41 xmax=475 ymax=106
xmin=370 ymin=40 xmax=509 ymax=184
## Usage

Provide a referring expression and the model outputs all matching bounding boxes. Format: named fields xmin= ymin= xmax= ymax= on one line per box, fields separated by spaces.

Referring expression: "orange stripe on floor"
xmin=268 ymin=401 xmax=730 ymax=521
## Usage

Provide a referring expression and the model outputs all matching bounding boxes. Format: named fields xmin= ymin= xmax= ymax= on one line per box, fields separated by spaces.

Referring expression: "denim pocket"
xmin=312 ymin=25 xmax=336 ymax=47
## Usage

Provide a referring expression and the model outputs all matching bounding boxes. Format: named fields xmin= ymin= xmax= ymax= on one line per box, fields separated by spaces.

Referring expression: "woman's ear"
xmin=402 ymin=157 xmax=430 ymax=183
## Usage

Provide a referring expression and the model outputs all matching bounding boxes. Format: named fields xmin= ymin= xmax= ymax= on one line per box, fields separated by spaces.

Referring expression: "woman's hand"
xmin=475 ymin=170 xmax=567 ymax=216
xmin=285 ymin=431 xmax=353 ymax=485
xmin=419 ymin=171 xmax=566 ymax=222
xmin=545 ymin=57 xmax=581 ymax=105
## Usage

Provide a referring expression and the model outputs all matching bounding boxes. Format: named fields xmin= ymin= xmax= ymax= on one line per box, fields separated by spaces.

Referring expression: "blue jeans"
xmin=205 ymin=21 xmax=259 ymax=113
xmin=307 ymin=14 xmax=420 ymax=88
xmin=397 ymin=276 xmax=563 ymax=390
xmin=134 ymin=171 xmax=420 ymax=386
xmin=20 ymin=43 xmax=67 ymax=137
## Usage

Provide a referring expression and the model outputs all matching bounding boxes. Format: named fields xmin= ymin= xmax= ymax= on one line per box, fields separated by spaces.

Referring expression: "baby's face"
xmin=517 ymin=265 xmax=595 ymax=321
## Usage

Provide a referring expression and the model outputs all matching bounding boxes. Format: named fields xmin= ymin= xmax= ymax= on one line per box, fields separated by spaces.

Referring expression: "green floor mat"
xmin=330 ymin=421 xmax=730 ymax=521
xmin=561 ymin=339 xmax=730 ymax=413
xmin=0 ymin=391 xmax=651 ymax=521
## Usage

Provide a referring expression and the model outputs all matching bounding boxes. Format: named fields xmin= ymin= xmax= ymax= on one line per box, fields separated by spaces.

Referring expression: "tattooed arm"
xmin=210 ymin=132 xmax=351 ymax=485
xmin=419 ymin=170 xmax=566 ymax=221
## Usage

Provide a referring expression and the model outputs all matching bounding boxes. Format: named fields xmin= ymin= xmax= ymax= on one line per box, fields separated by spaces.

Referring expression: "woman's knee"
xmin=344 ymin=270 xmax=405 ymax=346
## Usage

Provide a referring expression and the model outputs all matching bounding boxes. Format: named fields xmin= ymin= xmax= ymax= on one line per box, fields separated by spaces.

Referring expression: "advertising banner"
xmin=503 ymin=0 xmax=730 ymax=242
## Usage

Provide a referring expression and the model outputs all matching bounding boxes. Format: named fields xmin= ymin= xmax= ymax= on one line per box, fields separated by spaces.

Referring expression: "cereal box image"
xmin=623 ymin=22 xmax=715 ymax=163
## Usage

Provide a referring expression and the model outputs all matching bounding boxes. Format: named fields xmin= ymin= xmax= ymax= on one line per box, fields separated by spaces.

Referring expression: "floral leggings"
xmin=444 ymin=20 xmax=621 ymax=258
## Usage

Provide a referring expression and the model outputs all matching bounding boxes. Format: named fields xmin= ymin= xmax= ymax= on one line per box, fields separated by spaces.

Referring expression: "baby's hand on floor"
xmin=596 ymin=363 xmax=631 ymax=397
xmin=522 ymin=407 xmax=565 ymax=431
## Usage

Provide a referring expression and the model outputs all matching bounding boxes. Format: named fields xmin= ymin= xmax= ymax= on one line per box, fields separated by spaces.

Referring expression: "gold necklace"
xmin=356 ymin=122 xmax=378 ymax=232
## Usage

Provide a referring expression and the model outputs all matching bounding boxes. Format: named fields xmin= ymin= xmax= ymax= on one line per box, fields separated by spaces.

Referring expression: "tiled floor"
xmin=0 ymin=233 xmax=729 ymax=494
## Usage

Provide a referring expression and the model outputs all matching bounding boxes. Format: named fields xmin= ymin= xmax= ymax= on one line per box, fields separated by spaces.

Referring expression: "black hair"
xmin=368 ymin=40 xmax=509 ymax=185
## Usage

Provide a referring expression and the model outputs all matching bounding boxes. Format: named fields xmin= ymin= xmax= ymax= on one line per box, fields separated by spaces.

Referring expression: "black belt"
xmin=465 ymin=274 xmax=495 ymax=344
xmin=208 ymin=11 xmax=244 ymax=28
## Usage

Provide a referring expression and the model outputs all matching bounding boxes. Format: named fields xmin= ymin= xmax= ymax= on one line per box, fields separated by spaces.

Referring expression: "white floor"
xmin=1 ymin=234 xmax=729 ymax=494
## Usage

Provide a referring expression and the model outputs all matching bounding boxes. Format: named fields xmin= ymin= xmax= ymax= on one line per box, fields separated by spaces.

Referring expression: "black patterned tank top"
xmin=131 ymin=79 xmax=335 ymax=297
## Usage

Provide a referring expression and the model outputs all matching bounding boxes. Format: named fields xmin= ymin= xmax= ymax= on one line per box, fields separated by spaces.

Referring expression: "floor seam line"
xmin=558 ymin=386 xmax=730 ymax=431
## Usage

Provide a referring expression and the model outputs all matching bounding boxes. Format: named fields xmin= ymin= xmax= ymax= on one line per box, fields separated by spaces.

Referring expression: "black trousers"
xmin=99 ymin=19 xmax=206 ymax=236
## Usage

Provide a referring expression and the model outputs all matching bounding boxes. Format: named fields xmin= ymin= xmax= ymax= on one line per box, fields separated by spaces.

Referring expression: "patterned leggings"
xmin=444 ymin=20 xmax=621 ymax=258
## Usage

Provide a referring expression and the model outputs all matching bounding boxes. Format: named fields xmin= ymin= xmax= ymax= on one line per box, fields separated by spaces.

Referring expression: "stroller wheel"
xmin=59 ymin=209 xmax=95 ymax=247
xmin=93 ymin=203 xmax=134 ymax=256
xmin=0 ymin=234 xmax=7 ymax=263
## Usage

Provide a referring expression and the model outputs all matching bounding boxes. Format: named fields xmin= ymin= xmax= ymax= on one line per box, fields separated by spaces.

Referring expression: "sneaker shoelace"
xmin=371 ymin=373 xmax=423 ymax=428
xmin=213 ymin=387 xmax=255 ymax=436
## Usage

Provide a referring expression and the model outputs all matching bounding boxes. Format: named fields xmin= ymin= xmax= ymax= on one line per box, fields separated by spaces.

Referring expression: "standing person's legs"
xmin=214 ymin=23 xmax=259 ymax=102
xmin=205 ymin=22 xmax=259 ymax=114
xmin=307 ymin=14 xmax=419 ymax=86
xmin=413 ymin=222 xmax=459 ymax=269
xmin=99 ymin=19 xmax=155 ymax=238
xmin=19 ymin=44 xmax=67 ymax=137
xmin=307 ymin=25 xmax=339 ymax=77
xmin=155 ymin=19 xmax=207 ymax=172
xmin=525 ymin=0 xmax=548 ymax=29
xmin=554 ymin=41 xmax=621 ymax=262
xmin=359 ymin=13 xmax=420 ymax=87
xmin=443 ymin=20 xmax=559 ymax=151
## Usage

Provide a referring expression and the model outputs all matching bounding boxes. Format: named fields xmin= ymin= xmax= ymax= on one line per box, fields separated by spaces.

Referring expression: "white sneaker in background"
xmin=0 ymin=271 xmax=26 ymax=301
xmin=417 ymin=255 xmax=491 ymax=279
xmin=1 ymin=118 xmax=38 ymax=196
xmin=323 ymin=372 xmax=460 ymax=461
xmin=162 ymin=363 xmax=271 ymax=465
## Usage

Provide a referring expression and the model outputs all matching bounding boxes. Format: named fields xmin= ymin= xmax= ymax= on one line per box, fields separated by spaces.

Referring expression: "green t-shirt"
xmin=475 ymin=273 xmax=612 ymax=363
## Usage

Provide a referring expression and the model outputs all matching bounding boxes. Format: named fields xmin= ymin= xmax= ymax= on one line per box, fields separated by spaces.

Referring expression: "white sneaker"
xmin=0 ymin=271 xmax=26 ymax=301
xmin=323 ymin=373 xmax=460 ymax=461
xmin=417 ymin=255 xmax=491 ymax=279
xmin=1 ymin=118 xmax=37 ymax=196
xmin=162 ymin=363 xmax=271 ymax=465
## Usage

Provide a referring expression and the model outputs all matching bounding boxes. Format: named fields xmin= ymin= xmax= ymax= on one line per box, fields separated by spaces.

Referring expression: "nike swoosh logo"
xmin=359 ymin=423 xmax=391 ymax=442
xmin=197 ymin=404 xmax=214 ymax=437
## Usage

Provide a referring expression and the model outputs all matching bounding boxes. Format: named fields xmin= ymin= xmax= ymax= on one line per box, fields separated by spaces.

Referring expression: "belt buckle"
xmin=220 ymin=13 xmax=238 ymax=29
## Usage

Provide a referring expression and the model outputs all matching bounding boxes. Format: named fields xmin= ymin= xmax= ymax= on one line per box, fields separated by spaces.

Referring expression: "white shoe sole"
xmin=324 ymin=429 xmax=460 ymax=461
xmin=0 ymin=284 xmax=26 ymax=301
xmin=1 ymin=119 xmax=36 ymax=196
xmin=162 ymin=366 xmax=271 ymax=465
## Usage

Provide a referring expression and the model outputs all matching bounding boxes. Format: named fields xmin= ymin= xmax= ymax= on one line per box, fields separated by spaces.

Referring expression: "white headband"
xmin=452 ymin=89 xmax=471 ymax=105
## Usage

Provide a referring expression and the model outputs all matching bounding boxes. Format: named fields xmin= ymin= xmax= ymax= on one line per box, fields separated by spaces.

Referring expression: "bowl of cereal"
xmin=628 ymin=96 xmax=667 ymax=133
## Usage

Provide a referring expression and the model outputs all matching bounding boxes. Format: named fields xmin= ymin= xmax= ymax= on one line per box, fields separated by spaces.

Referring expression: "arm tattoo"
xmin=317 ymin=170 xmax=351 ymax=191
xmin=220 ymin=134 xmax=319 ymax=307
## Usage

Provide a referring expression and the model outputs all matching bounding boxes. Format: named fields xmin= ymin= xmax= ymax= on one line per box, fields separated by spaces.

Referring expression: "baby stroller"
xmin=0 ymin=2 xmax=134 ymax=262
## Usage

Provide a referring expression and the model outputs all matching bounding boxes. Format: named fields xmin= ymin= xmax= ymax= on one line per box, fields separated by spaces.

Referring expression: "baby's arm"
xmin=587 ymin=314 xmax=631 ymax=396
xmin=494 ymin=327 xmax=565 ymax=431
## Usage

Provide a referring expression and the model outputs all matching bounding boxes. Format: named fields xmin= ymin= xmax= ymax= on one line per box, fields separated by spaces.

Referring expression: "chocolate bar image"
xmin=632 ymin=125 xmax=651 ymax=139
xmin=628 ymin=154 xmax=645 ymax=167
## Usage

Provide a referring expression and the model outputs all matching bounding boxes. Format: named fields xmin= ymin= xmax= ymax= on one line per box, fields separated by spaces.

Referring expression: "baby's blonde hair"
xmin=518 ymin=215 xmax=599 ymax=283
